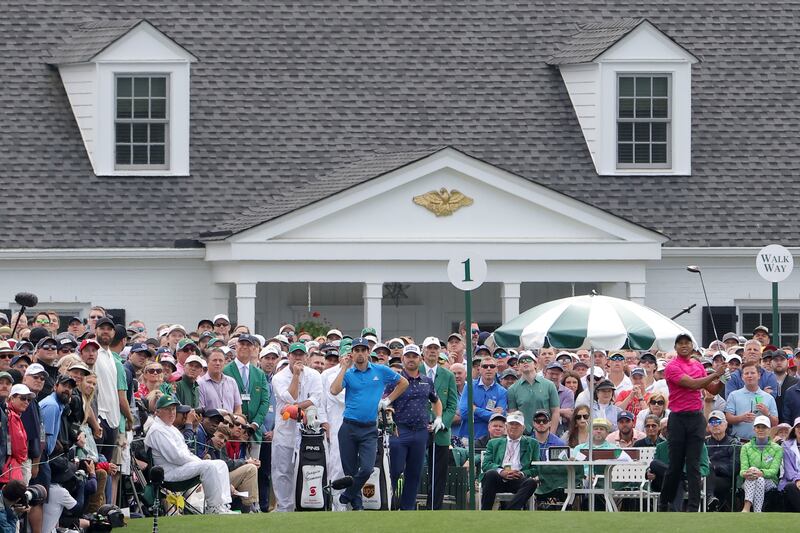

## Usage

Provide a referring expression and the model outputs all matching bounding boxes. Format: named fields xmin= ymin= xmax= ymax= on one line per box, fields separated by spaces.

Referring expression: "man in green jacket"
xmin=223 ymin=335 xmax=270 ymax=459
xmin=479 ymin=412 xmax=539 ymax=510
xmin=175 ymin=355 xmax=203 ymax=408
xmin=421 ymin=337 xmax=459 ymax=509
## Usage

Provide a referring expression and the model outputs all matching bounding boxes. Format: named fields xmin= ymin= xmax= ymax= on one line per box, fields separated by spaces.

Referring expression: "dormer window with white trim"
xmin=548 ymin=18 xmax=698 ymax=176
xmin=46 ymin=20 xmax=196 ymax=177
xmin=115 ymin=75 xmax=169 ymax=169
xmin=616 ymin=74 xmax=670 ymax=167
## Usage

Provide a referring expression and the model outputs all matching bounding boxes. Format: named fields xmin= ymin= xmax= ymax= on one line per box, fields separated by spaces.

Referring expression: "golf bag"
xmin=294 ymin=429 xmax=328 ymax=511
xmin=363 ymin=408 xmax=393 ymax=510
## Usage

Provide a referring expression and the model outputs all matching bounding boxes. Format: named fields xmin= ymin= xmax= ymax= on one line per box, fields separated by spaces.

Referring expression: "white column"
xmin=363 ymin=282 xmax=383 ymax=339
xmin=211 ymin=283 xmax=230 ymax=316
xmin=628 ymin=282 xmax=646 ymax=306
xmin=236 ymin=282 xmax=257 ymax=332
xmin=501 ymin=282 xmax=521 ymax=324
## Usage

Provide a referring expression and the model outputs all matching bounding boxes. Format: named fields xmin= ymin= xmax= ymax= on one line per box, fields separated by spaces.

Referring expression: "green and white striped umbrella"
xmin=493 ymin=294 xmax=695 ymax=351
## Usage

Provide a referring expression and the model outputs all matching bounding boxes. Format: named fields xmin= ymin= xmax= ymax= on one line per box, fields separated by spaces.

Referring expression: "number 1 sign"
xmin=447 ymin=256 xmax=487 ymax=291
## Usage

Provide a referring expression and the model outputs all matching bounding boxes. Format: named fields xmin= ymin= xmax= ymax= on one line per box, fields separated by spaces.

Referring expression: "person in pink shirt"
xmin=659 ymin=333 xmax=725 ymax=512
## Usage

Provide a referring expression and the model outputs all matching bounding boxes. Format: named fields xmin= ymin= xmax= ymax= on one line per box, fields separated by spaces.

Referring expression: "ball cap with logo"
xmin=506 ymin=412 xmax=525 ymax=425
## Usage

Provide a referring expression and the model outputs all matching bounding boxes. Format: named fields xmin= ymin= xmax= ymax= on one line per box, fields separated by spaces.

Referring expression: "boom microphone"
xmin=11 ymin=291 xmax=39 ymax=338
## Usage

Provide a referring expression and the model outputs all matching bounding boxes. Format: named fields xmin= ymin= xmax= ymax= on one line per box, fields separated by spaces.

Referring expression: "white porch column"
xmin=211 ymin=283 xmax=230 ymax=316
xmin=628 ymin=282 xmax=646 ymax=306
xmin=501 ymin=282 xmax=521 ymax=324
xmin=363 ymin=282 xmax=383 ymax=339
xmin=236 ymin=282 xmax=257 ymax=332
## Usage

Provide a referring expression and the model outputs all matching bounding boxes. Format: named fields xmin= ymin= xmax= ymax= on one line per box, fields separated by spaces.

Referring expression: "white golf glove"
xmin=379 ymin=398 xmax=392 ymax=411
xmin=431 ymin=416 xmax=445 ymax=433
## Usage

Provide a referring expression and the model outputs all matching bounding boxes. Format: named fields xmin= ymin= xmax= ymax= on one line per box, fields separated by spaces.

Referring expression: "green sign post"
xmin=756 ymin=244 xmax=793 ymax=344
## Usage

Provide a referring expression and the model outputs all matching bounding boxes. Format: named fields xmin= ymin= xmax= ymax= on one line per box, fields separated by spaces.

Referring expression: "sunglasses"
xmin=609 ymin=356 xmax=625 ymax=361
xmin=89 ymin=315 xmax=104 ymax=320
xmin=214 ymin=322 xmax=229 ymax=327
xmin=133 ymin=326 xmax=145 ymax=332
xmin=388 ymin=343 xmax=404 ymax=349
xmin=507 ymin=360 xmax=517 ymax=366
xmin=649 ymin=400 xmax=665 ymax=406
xmin=0 ymin=354 xmax=10 ymax=359
xmin=40 ymin=344 xmax=57 ymax=350
xmin=146 ymin=368 xmax=163 ymax=374
xmin=709 ymin=419 xmax=723 ymax=426
xmin=283 ymin=331 xmax=295 ymax=336
xmin=576 ymin=414 xmax=590 ymax=420
xmin=35 ymin=318 xmax=50 ymax=325
xmin=30 ymin=374 xmax=46 ymax=381
xmin=15 ymin=396 xmax=32 ymax=403
xmin=481 ymin=364 xmax=497 ymax=369
xmin=533 ymin=419 xmax=549 ymax=424
xmin=493 ymin=353 xmax=507 ymax=358
xmin=471 ymin=329 xmax=480 ymax=335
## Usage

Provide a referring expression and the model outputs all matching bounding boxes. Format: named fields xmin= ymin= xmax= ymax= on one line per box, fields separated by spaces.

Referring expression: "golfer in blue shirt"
xmin=331 ymin=337 xmax=408 ymax=510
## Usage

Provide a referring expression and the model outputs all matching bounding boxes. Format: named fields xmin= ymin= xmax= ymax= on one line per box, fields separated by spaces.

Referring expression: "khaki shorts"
xmin=110 ymin=431 xmax=127 ymax=466
xmin=21 ymin=459 xmax=32 ymax=484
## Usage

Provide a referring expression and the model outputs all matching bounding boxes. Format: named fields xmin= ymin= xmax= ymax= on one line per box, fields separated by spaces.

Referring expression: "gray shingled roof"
xmin=547 ymin=18 xmax=645 ymax=65
xmin=3 ymin=1 xmax=800 ymax=249
xmin=45 ymin=19 xmax=142 ymax=65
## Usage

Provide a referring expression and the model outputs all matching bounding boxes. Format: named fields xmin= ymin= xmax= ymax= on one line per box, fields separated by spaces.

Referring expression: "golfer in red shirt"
xmin=659 ymin=333 xmax=725 ymax=512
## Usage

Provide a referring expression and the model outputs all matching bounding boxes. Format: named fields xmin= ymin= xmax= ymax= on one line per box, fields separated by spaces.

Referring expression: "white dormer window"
xmin=47 ymin=20 xmax=196 ymax=177
xmin=548 ymin=19 xmax=698 ymax=176
xmin=115 ymin=75 xmax=169 ymax=169
xmin=616 ymin=74 xmax=670 ymax=167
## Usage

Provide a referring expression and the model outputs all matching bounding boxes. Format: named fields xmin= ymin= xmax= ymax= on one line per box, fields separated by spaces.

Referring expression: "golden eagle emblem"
xmin=412 ymin=188 xmax=474 ymax=217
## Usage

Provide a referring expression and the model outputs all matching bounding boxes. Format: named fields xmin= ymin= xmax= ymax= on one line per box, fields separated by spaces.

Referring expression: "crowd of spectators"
xmin=1 ymin=307 xmax=799 ymax=527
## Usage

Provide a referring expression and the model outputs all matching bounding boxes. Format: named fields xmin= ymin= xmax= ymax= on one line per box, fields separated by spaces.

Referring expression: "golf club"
xmin=11 ymin=292 xmax=38 ymax=338
xmin=687 ymin=265 xmax=719 ymax=342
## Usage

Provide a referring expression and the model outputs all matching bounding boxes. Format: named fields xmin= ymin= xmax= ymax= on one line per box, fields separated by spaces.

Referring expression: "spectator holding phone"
xmin=725 ymin=362 xmax=778 ymax=440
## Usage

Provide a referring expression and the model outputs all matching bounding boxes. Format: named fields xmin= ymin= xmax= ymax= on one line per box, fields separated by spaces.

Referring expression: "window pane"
xmin=652 ymin=122 xmax=667 ymax=142
xmin=652 ymin=77 xmax=668 ymax=97
xmin=619 ymin=77 xmax=634 ymax=97
xmin=634 ymin=123 xmax=650 ymax=142
xmin=134 ymin=77 xmax=149 ymax=97
xmin=782 ymin=335 xmax=798 ymax=348
xmin=150 ymin=145 xmax=165 ymax=165
xmin=117 ymin=77 xmax=132 ymax=97
xmin=115 ymin=123 xmax=131 ymax=143
xmin=742 ymin=313 xmax=761 ymax=334
xmin=133 ymin=98 xmax=149 ymax=118
xmin=617 ymin=122 xmax=633 ymax=142
xmin=151 ymin=77 xmax=166 ymax=97
xmin=652 ymin=98 xmax=668 ymax=118
xmin=151 ymin=98 xmax=166 ymax=119
xmin=618 ymin=143 xmax=633 ymax=163
xmin=619 ymin=98 xmax=634 ymax=118
xmin=782 ymin=313 xmax=798 ymax=333
xmin=133 ymin=145 xmax=149 ymax=164
xmin=635 ymin=77 xmax=651 ymax=97
xmin=634 ymin=143 xmax=650 ymax=163
xmin=116 ymin=144 xmax=131 ymax=165
xmin=635 ymin=98 xmax=651 ymax=118
xmin=116 ymin=98 xmax=131 ymax=119
xmin=652 ymin=143 xmax=667 ymax=163
xmin=150 ymin=123 xmax=165 ymax=143
xmin=132 ymin=123 xmax=148 ymax=143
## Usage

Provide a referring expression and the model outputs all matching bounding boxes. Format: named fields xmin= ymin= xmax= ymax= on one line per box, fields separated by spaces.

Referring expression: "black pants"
xmin=257 ymin=440 xmax=272 ymax=511
xmin=660 ymin=410 xmax=706 ymax=512
xmin=785 ymin=483 xmax=800 ymax=512
xmin=480 ymin=470 xmax=537 ymax=510
xmin=426 ymin=435 xmax=448 ymax=510
xmin=97 ymin=418 xmax=118 ymax=463
xmin=649 ymin=459 xmax=685 ymax=510
xmin=707 ymin=469 xmax=733 ymax=507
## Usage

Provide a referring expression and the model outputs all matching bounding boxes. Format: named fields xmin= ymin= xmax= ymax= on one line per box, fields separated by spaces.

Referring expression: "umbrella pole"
xmin=588 ymin=347 xmax=595 ymax=512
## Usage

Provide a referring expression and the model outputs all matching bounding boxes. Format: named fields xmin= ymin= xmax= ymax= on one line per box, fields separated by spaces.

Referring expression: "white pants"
xmin=271 ymin=442 xmax=296 ymax=512
xmin=743 ymin=477 xmax=776 ymax=512
xmin=163 ymin=459 xmax=232 ymax=508
xmin=326 ymin=428 xmax=346 ymax=511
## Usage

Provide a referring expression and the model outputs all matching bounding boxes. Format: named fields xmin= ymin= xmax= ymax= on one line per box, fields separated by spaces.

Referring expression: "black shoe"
xmin=707 ymin=497 xmax=720 ymax=512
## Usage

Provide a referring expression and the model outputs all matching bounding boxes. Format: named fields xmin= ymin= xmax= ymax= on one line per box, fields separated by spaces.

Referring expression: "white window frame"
xmin=114 ymin=73 xmax=171 ymax=170
xmin=615 ymin=73 xmax=671 ymax=169
xmin=739 ymin=307 xmax=800 ymax=347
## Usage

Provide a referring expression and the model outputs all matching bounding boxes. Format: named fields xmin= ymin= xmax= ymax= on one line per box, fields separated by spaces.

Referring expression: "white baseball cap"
xmin=403 ymin=344 xmax=421 ymax=356
xmin=753 ymin=415 xmax=772 ymax=428
xmin=326 ymin=329 xmax=343 ymax=339
xmin=185 ymin=355 xmax=205 ymax=367
xmin=260 ymin=345 xmax=281 ymax=358
xmin=422 ymin=336 xmax=441 ymax=348
xmin=166 ymin=324 xmax=187 ymax=336
xmin=506 ymin=412 xmax=525 ymax=425
xmin=10 ymin=383 xmax=34 ymax=398
xmin=726 ymin=353 xmax=742 ymax=363
xmin=25 ymin=363 xmax=47 ymax=376
xmin=212 ymin=314 xmax=230 ymax=324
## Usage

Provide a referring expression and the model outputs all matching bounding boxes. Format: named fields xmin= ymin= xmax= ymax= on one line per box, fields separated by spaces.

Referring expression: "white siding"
xmin=559 ymin=64 xmax=599 ymax=165
xmin=58 ymin=63 xmax=97 ymax=165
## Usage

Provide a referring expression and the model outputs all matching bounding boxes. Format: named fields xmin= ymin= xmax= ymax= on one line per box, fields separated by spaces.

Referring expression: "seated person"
xmin=572 ymin=418 xmax=619 ymax=486
xmin=476 ymin=413 xmax=507 ymax=449
xmin=195 ymin=409 xmax=229 ymax=459
xmin=648 ymin=418 xmax=710 ymax=512
xmin=705 ymin=410 xmax=739 ymax=512
xmin=740 ymin=415 xmax=783 ymax=513
xmin=144 ymin=394 xmax=235 ymax=514
xmin=206 ymin=425 xmax=260 ymax=513
xmin=633 ymin=414 xmax=664 ymax=447
xmin=529 ymin=410 xmax=571 ymax=503
xmin=479 ymin=412 xmax=539 ymax=510
xmin=606 ymin=411 xmax=644 ymax=448
xmin=779 ymin=416 xmax=800 ymax=512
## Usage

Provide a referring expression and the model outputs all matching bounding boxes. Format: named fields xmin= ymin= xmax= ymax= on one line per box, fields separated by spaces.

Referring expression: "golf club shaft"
xmin=698 ymin=271 xmax=720 ymax=341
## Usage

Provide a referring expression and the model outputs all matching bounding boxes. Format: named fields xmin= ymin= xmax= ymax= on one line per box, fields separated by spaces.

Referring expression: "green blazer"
xmin=223 ymin=360 xmax=270 ymax=443
xmin=479 ymin=436 xmax=540 ymax=481
xmin=429 ymin=366 xmax=458 ymax=446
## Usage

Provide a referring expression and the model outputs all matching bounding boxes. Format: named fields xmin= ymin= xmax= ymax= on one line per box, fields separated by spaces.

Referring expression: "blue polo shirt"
xmin=387 ymin=371 xmax=438 ymax=430
xmin=457 ymin=378 xmax=507 ymax=439
xmin=342 ymin=363 xmax=401 ymax=424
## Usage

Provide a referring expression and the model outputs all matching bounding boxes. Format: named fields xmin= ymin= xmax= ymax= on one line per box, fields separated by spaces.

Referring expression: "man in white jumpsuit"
xmin=319 ymin=345 xmax=346 ymax=511
xmin=144 ymin=394 xmax=234 ymax=514
xmin=271 ymin=342 xmax=323 ymax=512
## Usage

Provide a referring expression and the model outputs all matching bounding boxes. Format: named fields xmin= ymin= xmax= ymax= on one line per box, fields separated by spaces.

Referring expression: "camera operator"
xmin=1 ymin=480 xmax=35 ymax=533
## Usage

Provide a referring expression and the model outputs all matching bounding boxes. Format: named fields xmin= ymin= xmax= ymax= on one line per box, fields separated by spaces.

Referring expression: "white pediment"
xmin=223 ymin=149 xmax=666 ymax=257
xmin=93 ymin=21 xmax=197 ymax=63
xmin=597 ymin=21 xmax=698 ymax=64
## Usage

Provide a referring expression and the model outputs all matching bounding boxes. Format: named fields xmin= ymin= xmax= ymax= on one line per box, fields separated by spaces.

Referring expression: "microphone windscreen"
xmin=14 ymin=292 xmax=38 ymax=308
